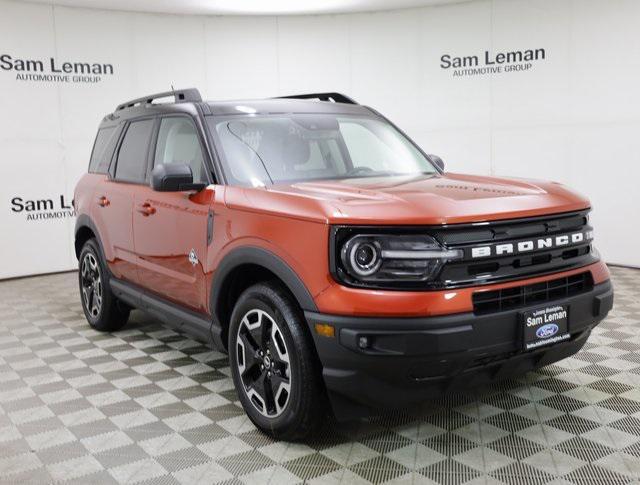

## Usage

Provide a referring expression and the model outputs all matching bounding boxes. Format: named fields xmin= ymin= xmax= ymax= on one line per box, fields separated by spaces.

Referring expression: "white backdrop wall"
xmin=1 ymin=0 xmax=639 ymax=279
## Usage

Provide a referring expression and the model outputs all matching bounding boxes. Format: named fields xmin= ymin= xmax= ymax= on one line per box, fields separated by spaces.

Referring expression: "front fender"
xmin=209 ymin=245 xmax=318 ymax=350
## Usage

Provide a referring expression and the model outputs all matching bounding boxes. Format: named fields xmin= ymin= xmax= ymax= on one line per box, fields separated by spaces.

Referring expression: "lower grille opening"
xmin=472 ymin=272 xmax=593 ymax=315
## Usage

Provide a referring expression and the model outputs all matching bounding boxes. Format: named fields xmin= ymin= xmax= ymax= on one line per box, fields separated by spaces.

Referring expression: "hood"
xmin=227 ymin=173 xmax=590 ymax=225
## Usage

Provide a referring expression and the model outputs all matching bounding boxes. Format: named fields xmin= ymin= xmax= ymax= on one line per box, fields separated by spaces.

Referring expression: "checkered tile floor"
xmin=0 ymin=267 xmax=638 ymax=484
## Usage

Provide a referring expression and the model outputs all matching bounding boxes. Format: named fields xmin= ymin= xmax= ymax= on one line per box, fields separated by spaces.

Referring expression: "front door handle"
xmin=97 ymin=196 xmax=110 ymax=207
xmin=137 ymin=202 xmax=156 ymax=216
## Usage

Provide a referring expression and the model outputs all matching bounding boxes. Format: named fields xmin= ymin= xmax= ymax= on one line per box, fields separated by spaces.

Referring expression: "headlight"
xmin=334 ymin=232 xmax=463 ymax=288
xmin=344 ymin=239 xmax=382 ymax=277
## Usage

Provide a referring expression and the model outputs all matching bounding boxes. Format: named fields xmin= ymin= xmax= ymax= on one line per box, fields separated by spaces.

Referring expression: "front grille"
xmin=434 ymin=209 xmax=598 ymax=287
xmin=330 ymin=209 xmax=598 ymax=290
xmin=472 ymin=272 xmax=593 ymax=315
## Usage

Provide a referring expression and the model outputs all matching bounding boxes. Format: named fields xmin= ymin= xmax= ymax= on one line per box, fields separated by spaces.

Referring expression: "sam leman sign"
xmin=0 ymin=54 xmax=115 ymax=83
xmin=440 ymin=47 xmax=546 ymax=77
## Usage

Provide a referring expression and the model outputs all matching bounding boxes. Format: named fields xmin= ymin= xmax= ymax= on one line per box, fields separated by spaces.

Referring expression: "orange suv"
xmin=74 ymin=89 xmax=613 ymax=439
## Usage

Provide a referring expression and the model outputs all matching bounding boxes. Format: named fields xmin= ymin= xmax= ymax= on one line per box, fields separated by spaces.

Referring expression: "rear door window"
xmin=114 ymin=119 xmax=154 ymax=183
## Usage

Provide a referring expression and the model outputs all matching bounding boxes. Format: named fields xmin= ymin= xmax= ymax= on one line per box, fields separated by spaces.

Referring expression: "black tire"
xmin=78 ymin=238 xmax=130 ymax=332
xmin=228 ymin=281 xmax=327 ymax=440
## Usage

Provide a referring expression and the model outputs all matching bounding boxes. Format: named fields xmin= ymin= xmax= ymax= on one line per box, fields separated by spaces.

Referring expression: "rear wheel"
xmin=228 ymin=281 xmax=326 ymax=440
xmin=78 ymin=239 xmax=129 ymax=331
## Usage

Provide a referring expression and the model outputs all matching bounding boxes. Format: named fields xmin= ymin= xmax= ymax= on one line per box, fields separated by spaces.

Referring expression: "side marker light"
xmin=314 ymin=323 xmax=335 ymax=338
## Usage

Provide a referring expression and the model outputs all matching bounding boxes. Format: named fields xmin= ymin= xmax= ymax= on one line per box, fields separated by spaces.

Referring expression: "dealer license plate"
xmin=522 ymin=304 xmax=570 ymax=351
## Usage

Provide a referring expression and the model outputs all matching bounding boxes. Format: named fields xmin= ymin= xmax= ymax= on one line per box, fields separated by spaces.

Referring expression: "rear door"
xmin=93 ymin=118 xmax=155 ymax=283
xmin=133 ymin=115 xmax=213 ymax=313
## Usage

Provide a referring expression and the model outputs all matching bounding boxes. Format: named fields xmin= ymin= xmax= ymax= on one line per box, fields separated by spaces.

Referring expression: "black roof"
xmin=107 ymin=89 xmax=372 ymax=122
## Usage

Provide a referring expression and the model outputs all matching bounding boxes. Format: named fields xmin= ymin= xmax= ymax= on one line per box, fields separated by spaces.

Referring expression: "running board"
xmin=109 ymin=278 xmax=213 ymax=345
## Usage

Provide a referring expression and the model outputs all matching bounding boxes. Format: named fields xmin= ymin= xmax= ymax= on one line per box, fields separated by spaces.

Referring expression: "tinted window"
xmin=154 ymin=118 xmax=207 ymax=183
xmin=115 ymin=119 xmax=154 ymax=182
xmin=89 ymin=126 xmax=116 ymax=174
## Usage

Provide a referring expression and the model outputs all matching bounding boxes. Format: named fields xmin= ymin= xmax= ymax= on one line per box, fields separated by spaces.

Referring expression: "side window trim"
xmin=150 ymin=114 xmax=212 ymax=185
xmin=107 ymin=123 xmax=127 ymax=179
xmin=203 ymin=121 xmax=227 ymax=185
xmin=196 ymin=110 xmax=227 ymax=185
xmin=144 ymin=117 xmax=161 ymax=184
xmin=110 ymin=116 xmax=158 ymax=185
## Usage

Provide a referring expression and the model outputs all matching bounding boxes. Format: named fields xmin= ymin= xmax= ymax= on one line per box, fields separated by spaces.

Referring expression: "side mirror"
xmin=427 ymin=154 xmax=445 ymax=172
xmin=150 ymin=163 xmax=205 ymax=192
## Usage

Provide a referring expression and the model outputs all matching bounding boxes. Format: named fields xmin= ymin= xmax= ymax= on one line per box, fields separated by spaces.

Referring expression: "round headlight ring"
xmin=348 ymin=240 xmax=382 ymax=277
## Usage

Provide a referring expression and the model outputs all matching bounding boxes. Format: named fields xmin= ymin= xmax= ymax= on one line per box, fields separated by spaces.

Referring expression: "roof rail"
xmin=277 ymin=92 xmax=358 ymax=105
xmin=115 ymin=88 xmax=202 ymax=111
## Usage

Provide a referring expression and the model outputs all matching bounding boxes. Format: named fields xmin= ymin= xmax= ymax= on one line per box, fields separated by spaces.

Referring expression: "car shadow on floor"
xmin=125 ymin=307 xmax=558 ymax=446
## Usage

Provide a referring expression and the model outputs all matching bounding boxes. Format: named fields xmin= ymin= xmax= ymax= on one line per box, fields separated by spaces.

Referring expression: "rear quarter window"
xmin=89 ymin=126 xmax=118 ymax=174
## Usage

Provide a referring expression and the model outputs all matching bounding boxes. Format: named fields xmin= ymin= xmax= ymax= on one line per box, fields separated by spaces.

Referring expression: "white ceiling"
xmin=17 ymin=0 xmax=469 ymax=16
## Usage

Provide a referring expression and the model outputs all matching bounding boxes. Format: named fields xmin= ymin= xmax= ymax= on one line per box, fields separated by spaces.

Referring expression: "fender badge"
xmin=188 ymin=249 xmax=198 ymax=266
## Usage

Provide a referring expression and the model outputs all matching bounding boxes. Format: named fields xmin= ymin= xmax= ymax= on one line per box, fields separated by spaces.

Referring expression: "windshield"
xmin=208 ymin=114 xmax=437 ymax=186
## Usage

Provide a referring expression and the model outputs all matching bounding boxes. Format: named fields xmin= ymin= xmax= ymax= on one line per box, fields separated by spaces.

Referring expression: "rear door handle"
xmin=97 ymin=196 xmax=110 ymax=207
xmin=137 ymin=202 xmax=156 ymax=216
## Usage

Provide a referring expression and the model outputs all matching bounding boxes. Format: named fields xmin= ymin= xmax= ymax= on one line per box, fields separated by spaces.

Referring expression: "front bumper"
xmin=305 ymin=280 xmax=613 ymax=419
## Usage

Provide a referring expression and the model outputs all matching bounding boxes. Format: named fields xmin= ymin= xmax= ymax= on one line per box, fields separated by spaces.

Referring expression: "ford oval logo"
xmin=536 ymin=324 xmax=559 ymax=339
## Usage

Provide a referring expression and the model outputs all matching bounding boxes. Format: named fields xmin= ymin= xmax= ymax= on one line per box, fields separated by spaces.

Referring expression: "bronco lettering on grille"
xmin=470 ymin=231 xmax=593 ymax=259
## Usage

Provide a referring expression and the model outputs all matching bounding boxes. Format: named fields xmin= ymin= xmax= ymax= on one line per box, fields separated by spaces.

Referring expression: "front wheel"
xmin=228 ymin=281 xmax=327 ymax=440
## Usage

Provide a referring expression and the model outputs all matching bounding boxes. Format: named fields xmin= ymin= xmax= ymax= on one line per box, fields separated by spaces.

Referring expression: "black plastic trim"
xmin=472 ymin=271 xmax=594 ymax=315
xmin=110 ymin=278 xmax=212 ymax=344
xmin=74 ymin=214 xmax=106 ymax=260
xmin=116 ymin=88 xmax=202 ymax=111
xmin=304 ymin=280 xmax=613 ymax=417
xmin=305 ymin=280 xmax=611 ymax=338
xmin=209 ymin=247 xmax=318 ymax=349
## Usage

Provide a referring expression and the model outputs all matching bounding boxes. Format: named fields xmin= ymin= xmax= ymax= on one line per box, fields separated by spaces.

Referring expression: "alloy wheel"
xmin=81 ymin=252 xmax=102 ymax=318
xmin=236 ymin=309 xmax=291 ymax=417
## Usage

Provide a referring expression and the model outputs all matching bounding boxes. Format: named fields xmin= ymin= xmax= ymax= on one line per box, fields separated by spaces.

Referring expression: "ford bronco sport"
xmin=74 ymin=89 xmax=613 ymax=439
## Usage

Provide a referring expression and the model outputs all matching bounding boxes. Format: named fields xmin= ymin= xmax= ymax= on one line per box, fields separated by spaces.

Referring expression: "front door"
xmin=133 ymin=116 xmax=213 ymax=312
